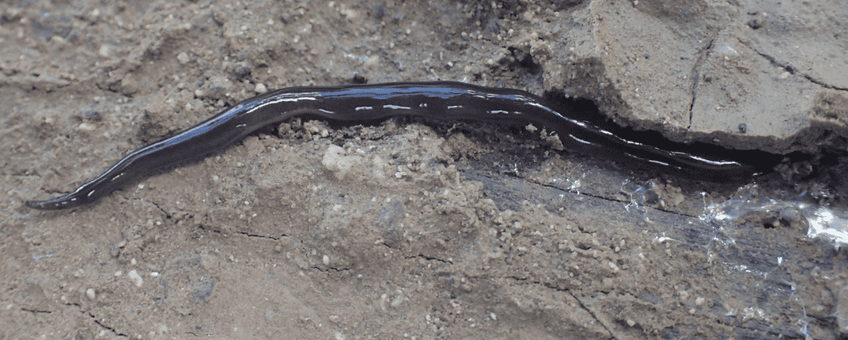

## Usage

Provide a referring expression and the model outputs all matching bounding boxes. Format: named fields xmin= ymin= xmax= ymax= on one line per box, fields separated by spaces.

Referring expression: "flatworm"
xmin=25 ymin=81 xmax=778 ymax=210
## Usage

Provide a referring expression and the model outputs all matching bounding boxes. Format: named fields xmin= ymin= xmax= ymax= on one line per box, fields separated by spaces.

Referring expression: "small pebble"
xmin=77 ymin=122 xmax=96 ymax=132
xmin=177 ymin=52 xmax=190 ymax=64
xmin=128 ymin=270 xmax=143 ymax=287
xmin=98 ymin=44 xmax=112 ymax=58
xmin=780 ymin=207 xmax=802 ymax=222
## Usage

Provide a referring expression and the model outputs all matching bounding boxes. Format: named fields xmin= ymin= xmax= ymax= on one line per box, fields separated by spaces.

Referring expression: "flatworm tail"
xmin=25 ymin=81 xmax=780 ymax=210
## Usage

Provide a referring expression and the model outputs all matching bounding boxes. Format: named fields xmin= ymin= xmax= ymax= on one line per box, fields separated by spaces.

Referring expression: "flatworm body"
xmin=25 ymin=81 xmax=777 ymax=210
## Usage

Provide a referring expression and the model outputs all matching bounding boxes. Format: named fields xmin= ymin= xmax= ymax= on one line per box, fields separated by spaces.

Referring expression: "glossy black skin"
xmin=25 ymin=81 xmax=764 ymax=210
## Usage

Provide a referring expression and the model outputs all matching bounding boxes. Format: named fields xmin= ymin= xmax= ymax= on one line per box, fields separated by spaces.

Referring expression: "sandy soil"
xmin=2 ymin=0 xmax=847 ymax=339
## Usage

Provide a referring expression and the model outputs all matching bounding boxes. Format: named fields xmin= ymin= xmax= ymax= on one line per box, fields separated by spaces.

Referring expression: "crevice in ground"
xmin=687 ymin=38 xmax=716 ymax=130
xmin=798 ymin=73 xmax=848 ymax=92
xmin=311 ymin=265 xmax=351 ymax=273
xmin=464 ymin=166 xmax=703 ymax=220
xmin=235 ymin=231 xmax=281 ymax=241
xmin=405 ymin=254 xmax=452 ymax=265
xmin=382 ymin=241 xmax=454 ymax=264
xmin=55 ymin=300 xmax=130 ymax=338
xmin=196 ymin=224 xmax=222 ymax=234
xmin=147 ymin=201 xmax=167 ymax=217
xmin=531 ymin=178 xmax=697 ymax=219
xmin=502 ymin=275 xmax=616 ymax=337
xmin=742 ymin=41 xmax=848 ymax=92
xmin=20 ymin=308 xmax=52 ymax=314
xmin=91 ymin=314 xmax=129 ymax=338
